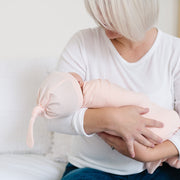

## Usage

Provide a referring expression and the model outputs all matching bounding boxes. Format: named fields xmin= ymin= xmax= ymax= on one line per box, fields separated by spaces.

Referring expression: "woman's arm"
xmin=168 ymin=58 xmax=180 ymax=160
xmin=98 ymin=132 xmax=178 ymax=162
xmin=134 ymin=140 xmax=178 ymax=162
xmin=146 ymin=140 xmax=178 ymax=162
xmin=47 ymin=108 xmax=89 ymax=135
xmin=97 ymin=57 xmax=180 ymax=162
xmin=84 ymin=106 xmax=163 ymax=157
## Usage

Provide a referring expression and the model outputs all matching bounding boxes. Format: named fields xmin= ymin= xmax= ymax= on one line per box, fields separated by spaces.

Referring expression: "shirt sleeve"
xmin=169 ymin=57 xmax=180 ymax=159
xmin=46 ymin=31 xmax=92 ymax=137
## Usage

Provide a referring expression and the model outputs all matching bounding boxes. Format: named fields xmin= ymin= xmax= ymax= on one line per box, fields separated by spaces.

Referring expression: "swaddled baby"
xmin=26 ymin=71 xmax=180 ymax=174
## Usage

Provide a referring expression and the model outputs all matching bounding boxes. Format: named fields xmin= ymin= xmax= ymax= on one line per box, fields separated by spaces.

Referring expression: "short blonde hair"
xmin=84 ymin=0 xmax=159 ymax=41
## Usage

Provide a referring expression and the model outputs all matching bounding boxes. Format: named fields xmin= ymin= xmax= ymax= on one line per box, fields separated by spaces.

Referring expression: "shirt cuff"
xmin=72 ymin=108 xmax=95 ymax=137
xmin=169 ymin=129 xmax=180 ymax=160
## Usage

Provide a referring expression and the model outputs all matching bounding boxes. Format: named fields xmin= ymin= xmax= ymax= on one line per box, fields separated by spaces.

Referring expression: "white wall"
xmin=0 ymin=0 xmax=179 ymax=60
xmin=158 ymin=0 xmax=179 ymax=36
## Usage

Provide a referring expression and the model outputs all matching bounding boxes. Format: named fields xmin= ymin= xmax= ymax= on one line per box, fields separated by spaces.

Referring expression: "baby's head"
xmin=38 ymin=71 xmax=84 ymax=118
xmin=27 ymin=71 xmax=83 ymax=148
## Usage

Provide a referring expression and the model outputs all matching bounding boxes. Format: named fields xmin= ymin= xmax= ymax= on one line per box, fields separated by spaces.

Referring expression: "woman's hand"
xmin=84 ymin=105 xmax=163 ymax=158
xmin=98 ymin=132 xmax=153 ymax=161
xmin=98 ymin=132 xmax=178 ymax=162
xmin=102 ymin=106 xmax=163 ymax=157
xmin=98 ymin=132 xmax=131 ymax=157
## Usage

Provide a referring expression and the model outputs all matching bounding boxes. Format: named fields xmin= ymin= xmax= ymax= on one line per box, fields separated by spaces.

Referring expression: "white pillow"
xmin=0 ymin=154 xmax=66 ymax=180
xmin=0 ymin=58 xmax=57 ymax=154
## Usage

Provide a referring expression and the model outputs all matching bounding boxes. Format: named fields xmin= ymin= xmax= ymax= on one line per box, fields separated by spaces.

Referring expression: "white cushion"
xmin=0 ymin=57 xmax=73 ymax=162
xmin=47 ymin=133 xmax=73 ymax=162
xmin=0 ymin=154 xmax=66 ymax=180
xmin=0 ymin=58 xmax=57 ymax=154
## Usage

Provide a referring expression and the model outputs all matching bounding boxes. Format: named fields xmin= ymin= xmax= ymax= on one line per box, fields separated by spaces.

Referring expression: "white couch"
xmin=0 ymin=58 xmax=71 ymax=180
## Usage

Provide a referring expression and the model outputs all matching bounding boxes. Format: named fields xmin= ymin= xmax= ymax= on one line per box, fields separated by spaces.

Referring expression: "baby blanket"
xmin=26 ymin=71 xmax=180 ymax=174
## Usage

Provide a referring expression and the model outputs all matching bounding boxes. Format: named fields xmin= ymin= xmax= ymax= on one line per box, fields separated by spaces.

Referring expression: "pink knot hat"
xmin=26 ymin=71 xmax=83 ymax=148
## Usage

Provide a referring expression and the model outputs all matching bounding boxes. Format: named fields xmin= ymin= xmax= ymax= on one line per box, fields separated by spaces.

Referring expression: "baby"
xmin=27 ymin=71 xmax=180 ymax=173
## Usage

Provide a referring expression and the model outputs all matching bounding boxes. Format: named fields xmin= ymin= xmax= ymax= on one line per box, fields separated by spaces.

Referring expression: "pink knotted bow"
xmin=26 ymin=105 xmax=44 ymax=148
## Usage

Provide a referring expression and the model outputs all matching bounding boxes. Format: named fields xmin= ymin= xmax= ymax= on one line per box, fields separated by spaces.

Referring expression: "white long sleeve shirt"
xmin=47 ymin=27 xmax=180 ymax=175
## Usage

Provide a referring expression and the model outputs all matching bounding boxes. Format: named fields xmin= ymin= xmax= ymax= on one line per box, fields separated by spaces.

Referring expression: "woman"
xmin=47 ymin=0 xmax=180 ymax=179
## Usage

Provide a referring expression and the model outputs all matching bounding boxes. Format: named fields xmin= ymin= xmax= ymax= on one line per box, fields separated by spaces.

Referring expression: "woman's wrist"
xmin=83 ymin=107 xmax=113 ymax=135
xmin=134 ymin=140 xmax=179 ymax=162
xmin=150 ymin=140 xmax=179 ymax=161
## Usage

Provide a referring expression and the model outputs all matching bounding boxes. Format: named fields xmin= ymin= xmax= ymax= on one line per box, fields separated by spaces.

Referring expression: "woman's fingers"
xmin=98 ymin=133 xmax=135 ymax=158
xmin=98 ymin=133 xmax=118 ymax=150
xmin=136 ymin=106 xmax=149 ymax=115
xmin=144 ymin=117 xmax=164 ymax=128
xmin=142 ymin=129 xmax=163 ymax=144
xmin=135 ymin=135 xmax=155 ymax=148
xmin=125 ymin=139 xmax=135 ymax=158
xmin=98 ymin=132 xmax=115 ymax=144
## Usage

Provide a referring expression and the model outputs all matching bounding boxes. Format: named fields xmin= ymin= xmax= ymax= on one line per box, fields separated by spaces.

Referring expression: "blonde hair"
xmin=84 ymin=0 xmax=159 ymax=41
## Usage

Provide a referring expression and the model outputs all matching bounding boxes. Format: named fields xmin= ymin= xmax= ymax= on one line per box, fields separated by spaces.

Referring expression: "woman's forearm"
xmin=134 ymin=140 xmax=179 ymax=162
xmin=147 ymin=140 xmax=178 ymax=161
xmin=85 ymin=105 xmax=165 ymax=158
xmin=98 ymin=132 xmax=179 ymax=162
xmin=84 ymin=107 xmax=111 ymax=135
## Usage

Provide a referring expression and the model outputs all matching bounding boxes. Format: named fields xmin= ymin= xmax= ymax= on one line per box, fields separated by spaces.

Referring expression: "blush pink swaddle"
xmin=26 ymin=71 xmax=180 ymax=174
